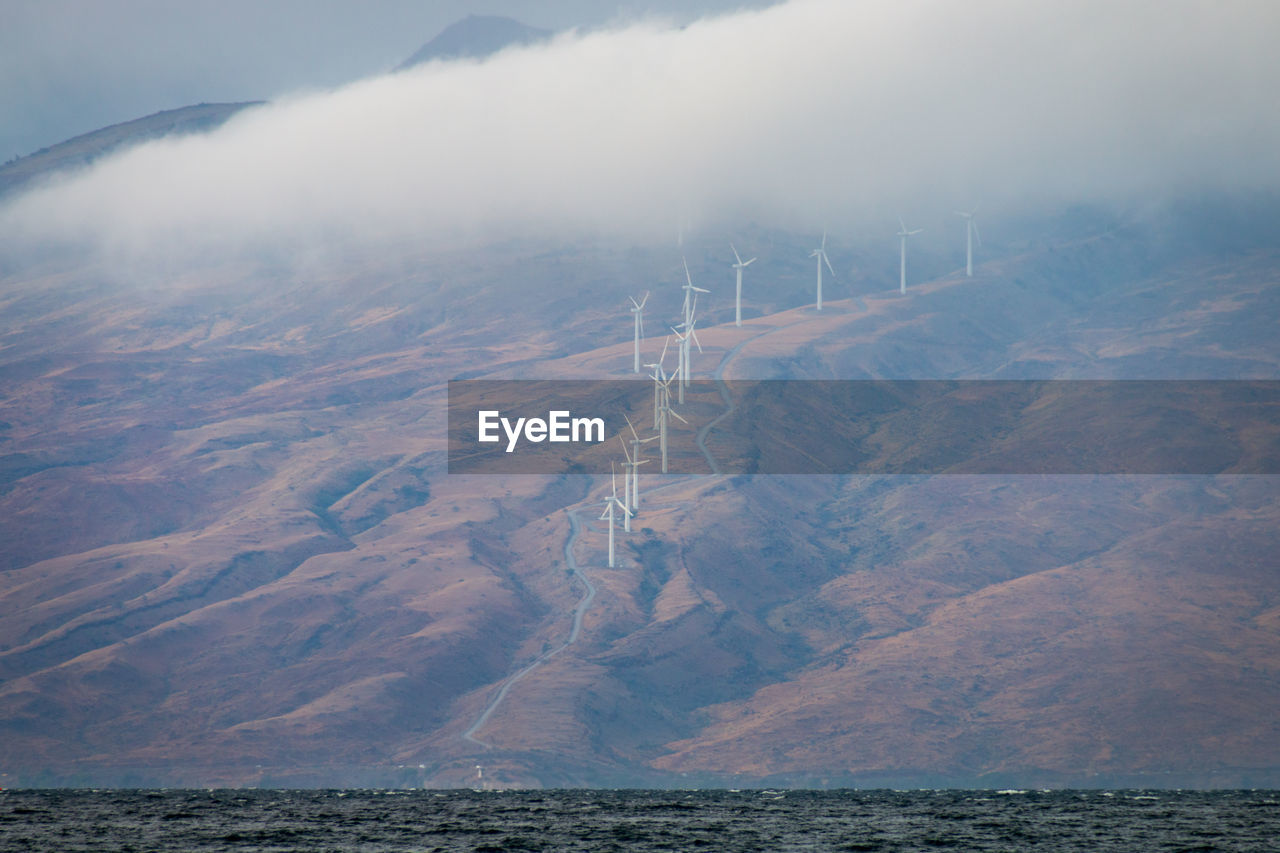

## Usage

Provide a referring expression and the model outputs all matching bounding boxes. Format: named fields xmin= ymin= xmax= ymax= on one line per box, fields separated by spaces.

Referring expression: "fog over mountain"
xmin=3 ymin=0 xmax=1277 ymax=274
xmin=0 ymin=0 xmax=767 ymax=163
xmin=3 ymin=1 xmax=1279 ymax=791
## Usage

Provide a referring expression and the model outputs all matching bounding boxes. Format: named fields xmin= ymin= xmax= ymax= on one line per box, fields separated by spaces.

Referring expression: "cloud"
xmin=3 ymin=0 xmax=1278 ymax=270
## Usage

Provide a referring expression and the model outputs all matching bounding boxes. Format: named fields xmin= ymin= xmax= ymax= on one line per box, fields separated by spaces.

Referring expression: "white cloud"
xmin=4 ymin=0 xmax=1278 ymax=270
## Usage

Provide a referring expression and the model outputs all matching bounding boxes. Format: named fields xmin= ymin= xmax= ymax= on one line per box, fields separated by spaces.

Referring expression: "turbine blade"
xmin=909 ymin=228 xmax=923 ymax=235
xmin=898 ymin=215 xmax=906 ymax=231
xmin=823 ymin=252 xmax=835 ymax=276
xmin=744 ymin=257 xmax=756 ymax=266
xmin=731 ymin=242 xmax=742 ymax=265
xmin=660 ymin=336 xmax=670 ymax=364
xmin=669 ymin=408 xmax=688 ymax=424
xmin=691 ymin=327 xmax=703 ymax=354
xmin=683 ymin=256 xmax=693 ymax=288
xmin=624 ymin=413 xmax=639 ymax=441
xmin=629 ymin=296 xmax=640 ymax=309
xmin=639 ymin=290 xmax=649 ymax=309
xmin=973 ymin=220 xmax=982 ymax=246
xmin=619 ymin=435 xmax=631 ymax=462
xmin=821 ymin=230 xmax=827 ymax=250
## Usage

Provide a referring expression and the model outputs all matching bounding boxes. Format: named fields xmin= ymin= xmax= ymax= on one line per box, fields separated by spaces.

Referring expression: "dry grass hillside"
xmin=1 ymin=206 xmax=1277 ymax=787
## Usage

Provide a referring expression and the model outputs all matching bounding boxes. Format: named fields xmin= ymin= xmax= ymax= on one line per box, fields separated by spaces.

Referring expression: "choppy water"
xmin=2 ymin=788 xmax=1277 ymax=851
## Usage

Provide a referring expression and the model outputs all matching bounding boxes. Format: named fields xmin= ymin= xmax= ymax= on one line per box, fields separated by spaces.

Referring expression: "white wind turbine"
xmin=672 ymin=305 xmax=703 ymax=406
xmin=618 ymin=435 xmax=649 ymax=528
xmin=599 ymin=462 xmax=631 ymax=567
xmin=810 ymin=230 xmax=835 ymax=311
xmin=671 ymin=324 xmax=688 ymax=405
xmin=645 ymin=336 xmax=672 ymax=429
xmin=676 ymin=257 xmax=705 ymax=399
xmin=681 ymin=297 xmax=704 ymax=386
xmin=897 ymin=217 xmax=923 ymax=295
xmin=956 ymin=204 xmax=981 ymax=277
xmin=680 ymin=256 xmax=709 ymax=331
xmin=730 ymin=243 xmax=756 ymax=327
xmin=624 ymin=414 xmax=658 ymax=510
xmin=656 ymin=367 xmax=686 ymax=474
xmin=628 ymin=291 xmax=648 ymax=373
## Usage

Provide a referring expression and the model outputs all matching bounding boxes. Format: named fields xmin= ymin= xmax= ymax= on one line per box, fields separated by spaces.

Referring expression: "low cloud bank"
xmin=3 ymin=0 xmax=1277 ymax=269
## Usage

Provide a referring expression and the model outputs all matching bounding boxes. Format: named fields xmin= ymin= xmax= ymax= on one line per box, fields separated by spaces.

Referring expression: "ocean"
xmin=1 ymin=788 xmax=1276 ymax=851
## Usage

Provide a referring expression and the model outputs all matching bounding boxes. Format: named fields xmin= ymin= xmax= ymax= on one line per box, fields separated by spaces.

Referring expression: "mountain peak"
xmin=397 ymin=15 xmax=553 ymax=71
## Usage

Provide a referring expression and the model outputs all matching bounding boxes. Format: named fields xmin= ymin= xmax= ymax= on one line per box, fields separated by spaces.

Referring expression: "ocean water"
xmin=1 ymin=788 xmax=1277 ymax=852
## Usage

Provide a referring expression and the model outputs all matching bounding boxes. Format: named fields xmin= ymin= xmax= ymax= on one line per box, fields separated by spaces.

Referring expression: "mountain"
xmin=0 ymin=102 xmax=260 ymax=199
xmin=396 ymin=16 xmax=554 ymax=70
xmin=0 ymin=15 xmax=550 ymax=199
xmin=1 ymin=196 xmax=1277 ymax=788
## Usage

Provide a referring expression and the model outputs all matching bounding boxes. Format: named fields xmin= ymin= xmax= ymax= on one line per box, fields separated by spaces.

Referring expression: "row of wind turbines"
xmin=603 ymin=254 xmax=716 ymax=565
xmin=599 ymin=207 xmax=985 ymax=566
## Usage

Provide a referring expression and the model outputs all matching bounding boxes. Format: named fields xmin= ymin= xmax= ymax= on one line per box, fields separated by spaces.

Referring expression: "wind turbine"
xmin=645 ymin=336 xmax=671 ymax=429
xmin=618 ymin=435 xmax=649 ymax=527
xmin=897 ymin=217 xmax=923 ymax=294
xmin=599 ymin=462 xmax=631 ymax=567
xmin=680 ymin=256 xmax=709 ymax=330
xmin=680 ymin=298 xmax=703 ymax=389
xmin=956 ymin=204 xmax=981 ymax=277
xmin=672 ymin=306 xmax=702 ymax=405
xmin=671 ymin=325 xmax=688 ymax=405
xmin=624 ymin=414 xmax=658 ymax=509
xmin=628 ymin=292 xmax=648 ymax=373
xmin=810 ymin=230 xmax=834 ymax=311
xmin=657 ymin=368 xmax=686 ymax=474
xmin=730 ymin=243 xmax=756 ymax=327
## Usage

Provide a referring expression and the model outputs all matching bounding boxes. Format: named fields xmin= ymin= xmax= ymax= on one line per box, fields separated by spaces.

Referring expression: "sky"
xmin=2 ymin=0 xmax=1278 ymax=271
xmin=0 ymin=0 xmax=766 ymax=163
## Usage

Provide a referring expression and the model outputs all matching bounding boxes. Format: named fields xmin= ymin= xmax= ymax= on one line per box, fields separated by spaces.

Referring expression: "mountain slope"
xmin=0 ymin=206 xmax=1278 ymax=787
xmin=0 ymin=103 xmax=261 ymax=199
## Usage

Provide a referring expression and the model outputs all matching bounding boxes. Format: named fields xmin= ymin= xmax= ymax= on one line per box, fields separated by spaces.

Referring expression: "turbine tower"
xmin=671 ymin=325 xmax=689 ymax=405
xmin=624 ymin=414 xmax=658 ymax=509
xmin=618 ymin=435 xmax=649 ymax=528
xmin=956 ymin=205 xmax=981 ymax=277
xmin=680 ymin=299 xmax=703 ymax=389
xmin=599 ymin=462 xmax=631 ymax=567
xmin=680 ymin=256 xmax=709 ymax=332
xmin=672 ymin=308 xmax=702 ymax=405
xmin=657 ymin=368 xmax=686 ymax=474
xmin=628 ymin=291 xmax=648 ymax=373
xmin=645 ymin=337 xmax=672 ymax=429
xmin=897 ymin=217 xmax=923 ymax=294
xmin=730 ymin=242 xmax=756 ymax=327
xmin=810 ymin=230 xmax=834 ymax=310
